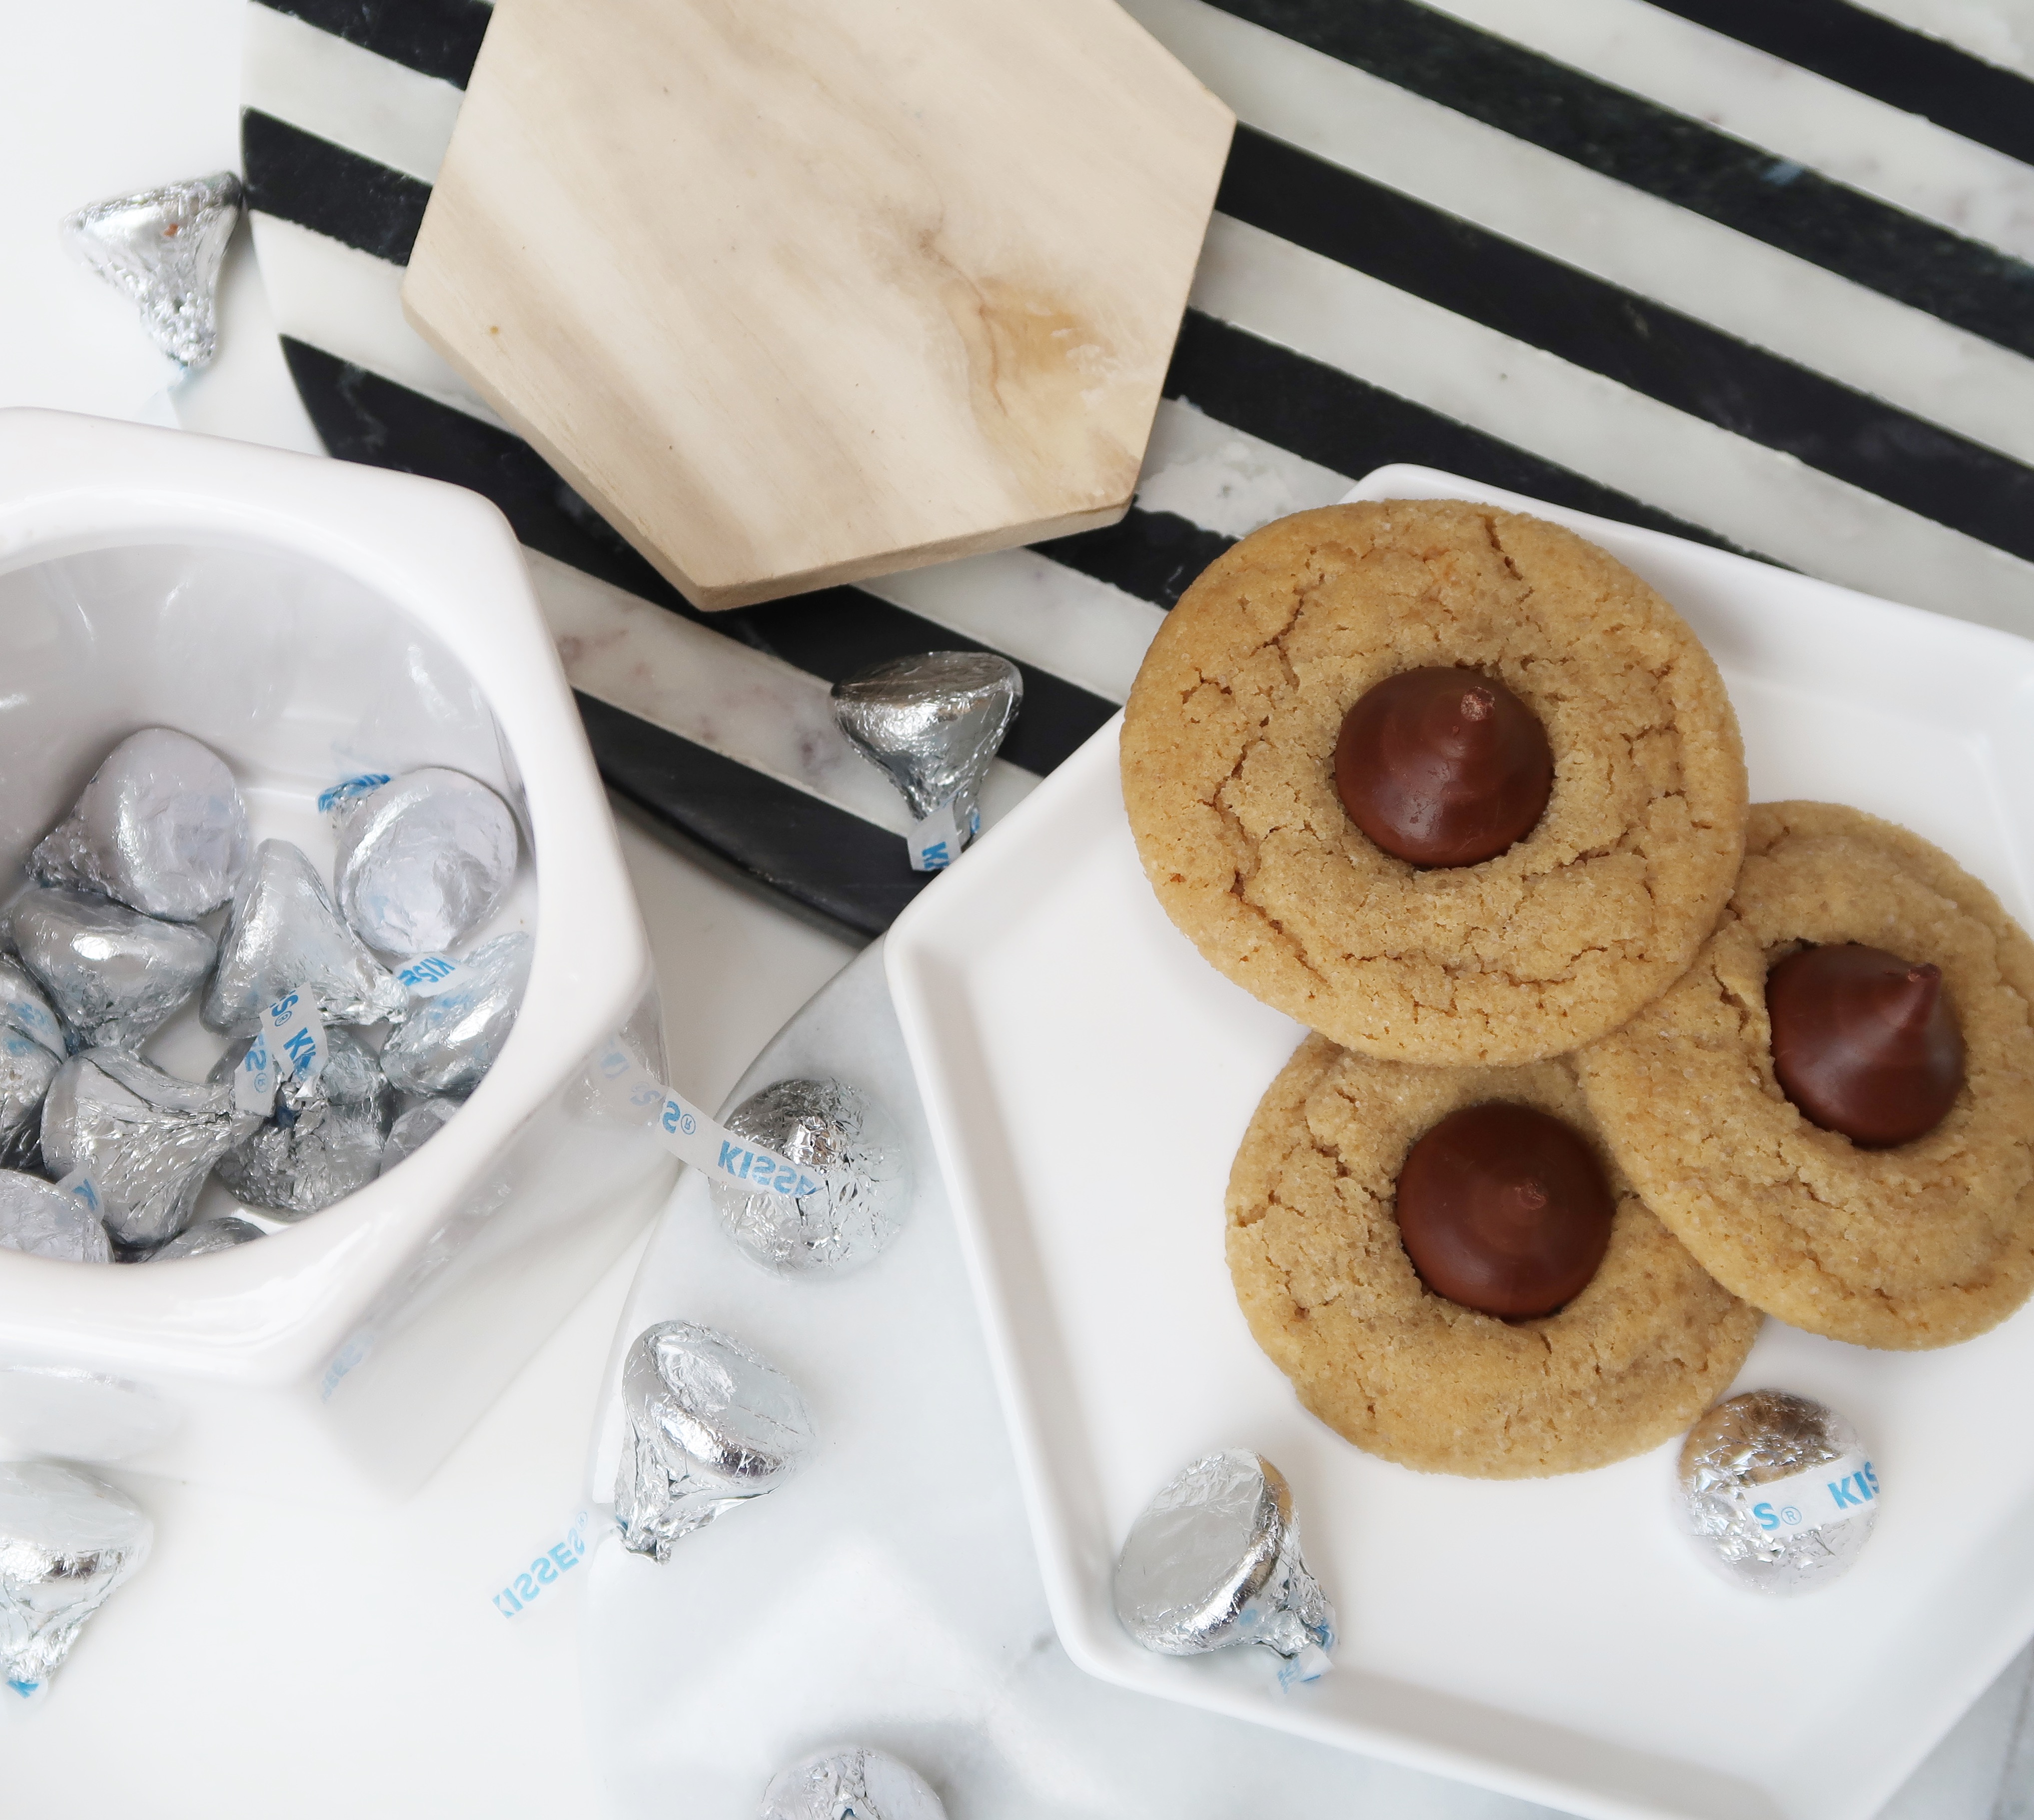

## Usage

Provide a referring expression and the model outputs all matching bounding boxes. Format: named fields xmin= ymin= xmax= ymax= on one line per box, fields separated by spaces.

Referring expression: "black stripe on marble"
xmin=254 ymin=0 xmax=489 ymax=88
xmin=1165 ymin=310 xmax=1760 ymax=558
xmin=578 ymin=693 xmax=926 ymax=937
xmin=1220 ymin=125 xmax=2034 ymax=564
xmin=1648 ymin=0 xmax=2034 ymax=170
xmin=1034 ymin=509 xmax=1236 ymax=609
xmin=280 ymin=338 xmax=1116 ymax=776
xmin=242 ymin=110 xmax=431 ymax=265
xmin=1203 ymin=0 xmax=2034 ymax=362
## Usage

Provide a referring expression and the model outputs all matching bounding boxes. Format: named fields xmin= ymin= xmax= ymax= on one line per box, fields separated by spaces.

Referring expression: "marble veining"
xmin=1193 ymin=212 xmax=2034 ymax=638
xmin=525 ymin=549 xmax=1037 ymax=840
xmin=1132 ymin=0 xmax=2034 ymax=474
xmin=247 ymin=213 xmax=505 ymax=427
xmin=1423 ymin=0 xmax=2034 ymax=262
xmin=243 ymin=4 xmax=463 ymax=185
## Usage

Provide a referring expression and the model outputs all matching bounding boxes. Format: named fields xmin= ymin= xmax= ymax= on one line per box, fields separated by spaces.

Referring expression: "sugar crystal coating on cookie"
xmin=1121 ymin=500 xmax=1748 ymax=1066
xmin=1580 ymin=802 xmax=2034 ymax=1351
xmin=1225 ymin=1034 xmax=1760 ymax=1478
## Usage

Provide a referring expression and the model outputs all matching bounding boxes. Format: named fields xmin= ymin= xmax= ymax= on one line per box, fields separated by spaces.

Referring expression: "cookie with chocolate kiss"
xmin=1581 ymin=802 xmax=2034 ymax=1350
xmin=1226 ymin=1035 xmax=1758 ymax=1479
xmin=1120 ymin=499 xmax=1748 ymax=1066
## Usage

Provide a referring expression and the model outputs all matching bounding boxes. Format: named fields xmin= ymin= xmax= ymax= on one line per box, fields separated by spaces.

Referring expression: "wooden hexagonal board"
xmin=400 ymin=0 xmax=1232 ymax=610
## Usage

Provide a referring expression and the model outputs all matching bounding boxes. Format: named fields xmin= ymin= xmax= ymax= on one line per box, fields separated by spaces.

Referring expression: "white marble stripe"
xmin=1136 ymin=395 xmax=1352 ymax=537
xmin=522 ymin=548 xmax=1036 ymax=838
xmin=247 ymin=213 xmax=509 ymax=428
xmin=1127 ymin=0 xmax=2034 ymax=472
xmin=241 ymin=2 xmax=465 ymax=184
xmin=1414 ymin=0 xmax=2034 ymax=262
xmin=1192 ymin=212 xmax=2034 ymax=638
xmin=1849 ymin=0 xmax=2034 ymax=79
xmin=859 ymin=554 xmax=1164 ymax=704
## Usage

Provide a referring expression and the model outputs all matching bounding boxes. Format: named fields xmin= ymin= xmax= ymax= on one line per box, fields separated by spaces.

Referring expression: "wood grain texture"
xmin=401 ymin=0 xmax=1233 ymax=609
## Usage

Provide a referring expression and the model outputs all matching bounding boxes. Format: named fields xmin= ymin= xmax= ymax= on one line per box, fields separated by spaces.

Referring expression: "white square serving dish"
xmin=886 ymin=466 xmax=2034 ymax=1820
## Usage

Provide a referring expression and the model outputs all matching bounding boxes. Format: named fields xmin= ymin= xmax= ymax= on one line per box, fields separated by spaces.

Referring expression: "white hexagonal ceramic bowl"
xmin=0 ymin=408 xmax=676 ymax=1503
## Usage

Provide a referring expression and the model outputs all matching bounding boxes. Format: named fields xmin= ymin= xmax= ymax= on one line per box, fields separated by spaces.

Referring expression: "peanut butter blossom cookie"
xmin=1226 ymin=1034 xmax=1760 ymax=1478
xmin=1580 ymin=802 xmax=2034 ymax=1350
xmin=1120 ymin=500 xmax=1748 ymax=1064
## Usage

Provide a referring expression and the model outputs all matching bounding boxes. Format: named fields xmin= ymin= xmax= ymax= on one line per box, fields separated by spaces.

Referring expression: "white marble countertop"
xmin=1 ymin=4 xmax=2030 ymax=1817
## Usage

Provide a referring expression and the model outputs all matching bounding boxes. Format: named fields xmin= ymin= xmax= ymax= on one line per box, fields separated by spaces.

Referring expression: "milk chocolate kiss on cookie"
xmin=1334 ymin=668 xmax=1554 ymax=868
xmin=1394 ymin=1102 xmax=1615 ymax=1319
xmin=1767 ymin=943 xmax=1966 ymax=1147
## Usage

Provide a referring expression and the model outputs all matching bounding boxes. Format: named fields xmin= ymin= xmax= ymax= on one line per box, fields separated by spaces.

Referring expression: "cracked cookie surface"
xmin=1226 ymin=1033 xmax=1760 ymax=1477
xmin=1121 ymin=500 xmax=1748 ymax=1064
xmin=1580 ymin=803 xmax=2034 ymax=1349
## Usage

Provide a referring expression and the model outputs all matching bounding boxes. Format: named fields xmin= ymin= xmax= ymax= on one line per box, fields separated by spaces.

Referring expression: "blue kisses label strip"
xmin=589 ymin=1041 xmax=819 ymax=1199
xmin=1738 ymin=1453 xmax=1880 ymax=1540
xmin=395 ymin=952 xmax=464 ymax=997
xmin=907 ymin=796 xmax=980 ymax=873
xmin=491 ymin=1508 xmax=595 ymax=1618
xmin=233 ymin=987 xmax=329 ymax=1117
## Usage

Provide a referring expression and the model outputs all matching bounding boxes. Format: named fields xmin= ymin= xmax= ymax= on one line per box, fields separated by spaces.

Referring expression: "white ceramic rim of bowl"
xmin=0 ymin=407 xmax=650 ymax=1385
xmin=885 ymin=465 xmax=2034 ymax=1820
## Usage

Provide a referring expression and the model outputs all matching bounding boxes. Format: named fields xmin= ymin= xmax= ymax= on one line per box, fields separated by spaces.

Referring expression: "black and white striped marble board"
xmin=240 ymin=0 xmax=2034 ymax=938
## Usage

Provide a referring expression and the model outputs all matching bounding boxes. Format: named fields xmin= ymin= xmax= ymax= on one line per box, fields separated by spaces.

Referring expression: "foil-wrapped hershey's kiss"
xmin=377 ymin=1098 xmax=461 ymax=1177
xmin=709 ymin=1078 xmax=911 ymax=1278
xmin=761 ymin=1747 xmax=949 ymax=1820
xmin=149 ymin=1215 xmax=264 ymax=1261
xmin=40 ymin=1048 xmax=250 ymax=1251
xmin=31 ymin=729 xmax=249 ymax=920
xmin=331 ymin=769 xmax=519 ymax=958
xmin=0 ymin=1460 xmax=152 ymax=1702
xmin=832 ymin=652 xmax=1021 ymax=871
xmin=1113 ymin=1450 xmax=1336 ymax=1686
xmin=0 ymin=1171 xmax=110 ymax=1264
xmin=203 ymin=839 xmax=407 ymax=1035
xmin=0 ymin=959 xmax=65 ymax=1170
xmin=209 ymin=1027 xmax=393 ymax=1218
xmin=614 ymin=1321 xmax=816 ymax=1562
xmin=8 ymin=887 xmax=217 ymax=1053
xmin=379 ymin=930 xmax=533 ymax=1097
xmin=59 ymin=172 xmax=242 ymax=370
xmin=1679 ymin=1389 xmax=1880 ymax=1595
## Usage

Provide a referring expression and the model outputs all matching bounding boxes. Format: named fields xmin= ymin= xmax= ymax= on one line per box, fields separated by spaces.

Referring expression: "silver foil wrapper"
xmin=40 ymin=1048 xmax=250 ymax=1250
xmin=1113 ymin=1450 xmax=1336 ymax=1686
xmin=379 ymin=930 xmax=532 ymax=1096
xmin=331 ymin=768 xmax=519 ymax=957
xmin=0 ymin=1461 xmax=151 ymax=1700
xmin=1679 ymin=1390 xmax=1880 ymax=1595
xmin=0 ymin=959 xmax=64 ymax=1169
xmin=148 ymin=1215 xmax=264 ymax=1261
xmin=761 ymin=1748 xmax=949 ymax=1820
xmin=709 ymin=1078 xmax=911 ymax=1278
xmin=203 ymin=839 xmax=406 ymax=1034
xmin=7 ymin=887 xmax=216 ymax=1053
xmin=59 ymin=172 xmax=241 ymax=370
xmin=0 ymin=1171 xmax=110 ymax=1264
xmin=614 ymin=1321 xmax=816 ymax=1562
xmin=210 ymin=1028 xmax=392 ymax=1218
xmin=31 ymin=729 xmax=249 ymax=920
xmin=832 ymin=650 xmax=1022 ymax=838
xmin=377 ymin=1098 xmax=460 ymax=1176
